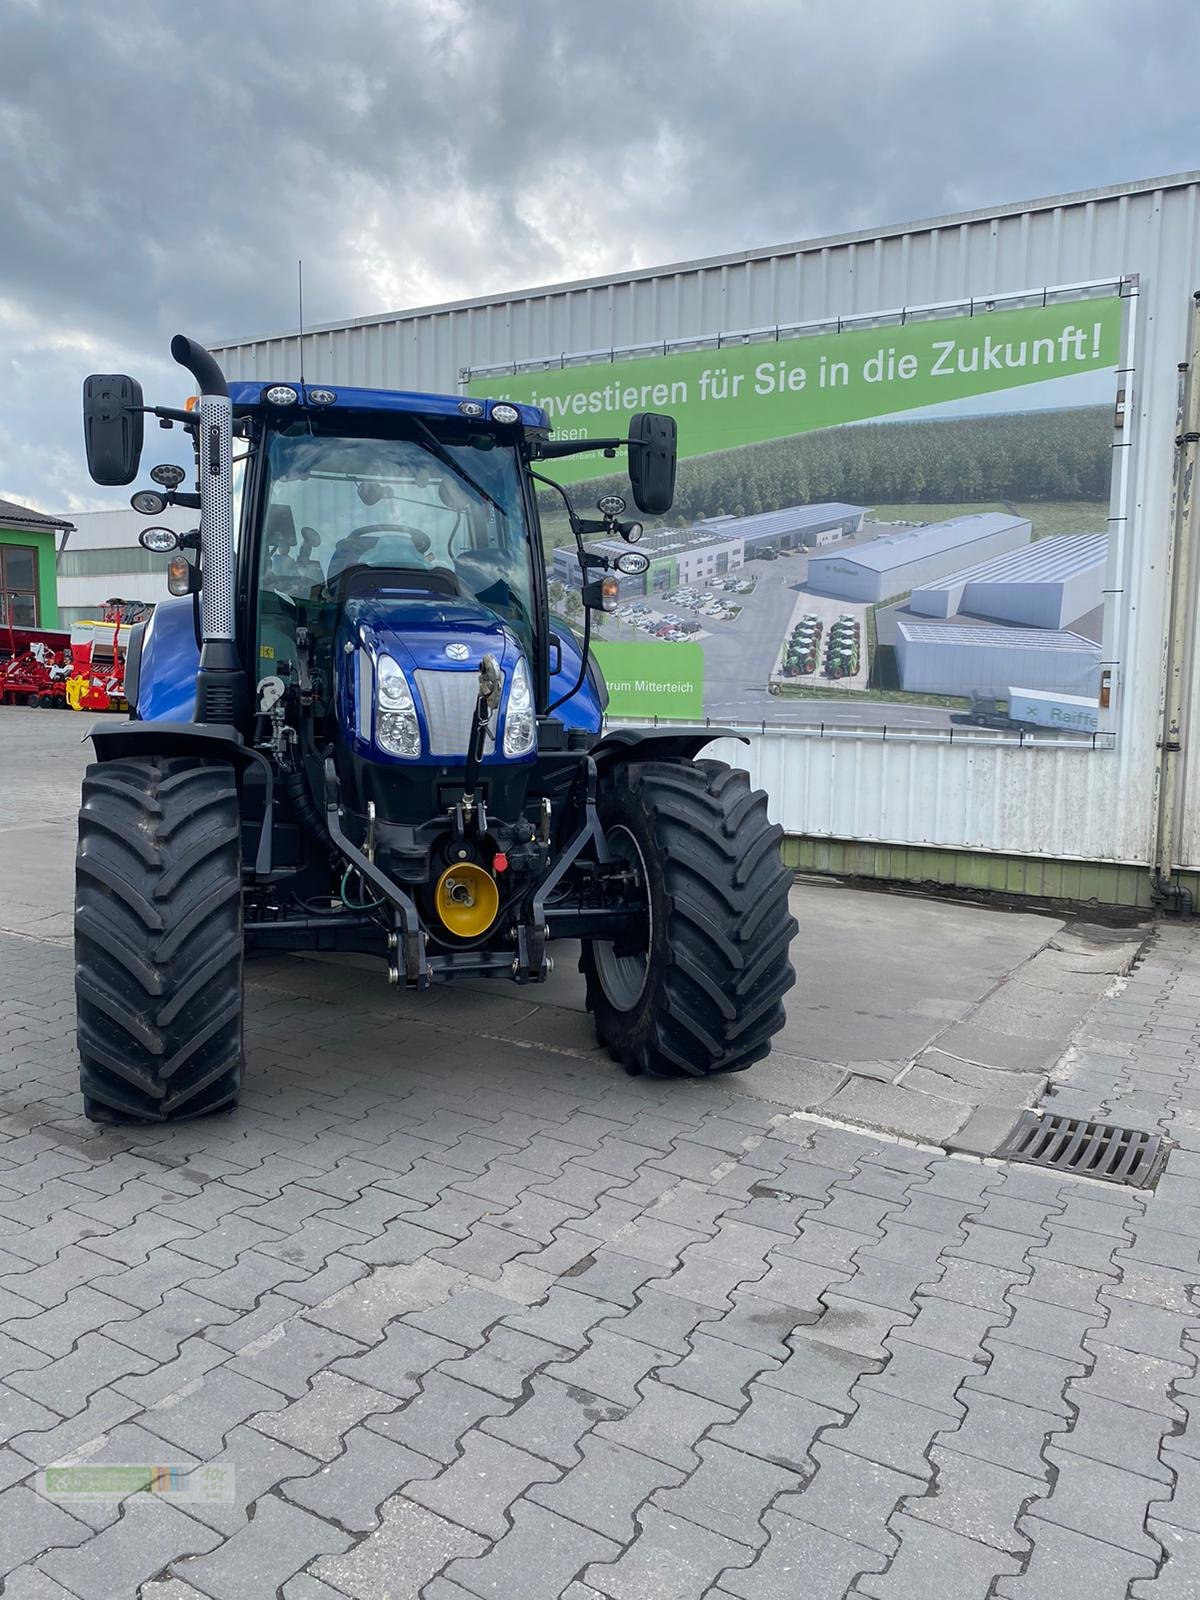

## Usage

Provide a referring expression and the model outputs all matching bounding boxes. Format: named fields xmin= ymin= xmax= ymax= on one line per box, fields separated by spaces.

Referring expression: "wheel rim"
xmin=592 ymin=823 xmax=651 ymax=1012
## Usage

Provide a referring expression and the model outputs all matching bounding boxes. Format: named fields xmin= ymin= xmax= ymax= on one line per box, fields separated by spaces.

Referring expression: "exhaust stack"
xmin=171 ymin=335 xmax=247 ymax=726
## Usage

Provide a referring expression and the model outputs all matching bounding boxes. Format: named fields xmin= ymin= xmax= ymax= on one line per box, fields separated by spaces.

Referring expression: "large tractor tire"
xmin=75 ymin=756 xmax=244 ymax=1123
xmin=581 ymin=759 xmax=797 ymax=1078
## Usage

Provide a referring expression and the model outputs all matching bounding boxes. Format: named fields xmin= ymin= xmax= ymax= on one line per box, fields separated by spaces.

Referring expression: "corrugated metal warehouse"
xmin=895 ymin=620 xmax=1103 ymax=697
xmin=701 ymin=502 xmax=867 ymax=553
xmin=909 ymin=532 xmax=1108 ymax=629
xmin=56 ymin=509 xmax=195 ymax=626
xmin=806 ymin=513 xmax=1032 ymax=602
xmin=213 ymin=172 xmax=1200 ymax=902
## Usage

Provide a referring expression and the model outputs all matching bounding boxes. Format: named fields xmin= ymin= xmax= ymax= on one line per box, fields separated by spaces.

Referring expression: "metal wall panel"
xmin=215 ymin=174 xmax=1200 ymax=868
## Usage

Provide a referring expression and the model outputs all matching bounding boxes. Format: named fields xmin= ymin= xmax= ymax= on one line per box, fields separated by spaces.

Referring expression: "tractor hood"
xmin=345 ymin=593 xmax=522 ymax=677
xmin=338 ymin=593 xmax=533 ymax=765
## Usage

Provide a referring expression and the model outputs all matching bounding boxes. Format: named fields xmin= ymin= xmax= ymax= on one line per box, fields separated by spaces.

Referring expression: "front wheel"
xmin=581 ymin=760 xmax=797 ymax=1078
xmin=75 ymin=756 xmax=244 ymax=1123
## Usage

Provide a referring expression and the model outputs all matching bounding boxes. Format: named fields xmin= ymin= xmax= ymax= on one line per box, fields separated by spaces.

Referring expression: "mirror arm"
xmin=533 ymin=437 xmax=625 ymax=461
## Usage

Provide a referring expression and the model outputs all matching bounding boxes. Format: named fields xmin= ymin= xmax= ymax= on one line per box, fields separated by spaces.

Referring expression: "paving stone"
xmin=715 ymin=1509 xmax=887 ymax=1598
xmin=439 ymin=1326 xmax=568 ymax=1400
xmin=11 ymin=1386 xmax=141 ymax=1467
xmin=251 ymin=1370 xmax=395 ymax=1459
xmin=483 ymin=1372 xmax=623 ymax=1467
xmin=857 ymin=1338 xmax=980 ymax=1418
xmin=304 ymin=1258 xmax=466 ymax=1343
xmin=949 ymin=1223 xmax=1040 ymax=1275
xmin=1037 ymin=1223 xmax=1126 ymax=1274
xmin=945 ymin=1390 xmax=1057 ymax=1479
xmin=891 ymin=1295 xmax=1000 ymax=1360
xmin=0 ymin=1245 xmax=121 ymax=1309
xmin=591 ymin=1284 xmax=715 ymax=1355
xmin=1025 ymin=1445 xmax=1164 ymax=1558
xmin=660 ymin=1329 xmax=780 ymax=1409
xmin=184 ymin=1424 xmax=320 ymax=1537
xmin=709 ymin=1383 xmax=839 ymax=1475
xmin=407 ymin=1431 xmax=559 ymax=1539
xmin=856 ymin=1511 xmax=1021 ymax=1599
xmin=227 ymin=1316 xmax=362 ymax=1399
xmin=139 ymin=1366 xmax=288 ymax=1458
xmin=282 ymin=1425 xmax=437 ymax=1531
xmin=405 ymin=1285 xmax=526 ymax=1350
xmin=443 ymin=1498 xmax=618 ymax=1597
xmin=0 ymin=1484 xmax=91 ymax=1575
xmin=907 ymin=1444 xmax=1041 ymax=1553
xmin=175 ymin=1493 xmax=352 ymax=1598
xmin=181 ymin=1247 xmax=302 ymax=1312
xmin=1 ymin=1570 xmax=98 ymax=1600
xmin=41 ymin=1496 xmax=220 ymax=1597
xmin=822 ymin=1079 xmax=970 ymax=1143
xmin=773 ymin=1441 xmax=924 ymax=1555
xmin=800 ymin=1295 xmax=911 ymax=1360
xmin=553 ymin=1248 xmax=668 ymax=1307
xmin=595 ymin=1382 xmax=735 ymax=1471
xmin=330 ymin=1321 xmax=464 ymax=1399
xmin=581 ymin=1502 xmax=753 ymax=1598
xmin=1072 ymin=1341 xmax=1188 ymax=1420
xmin=963 ymin=1340 xmax=1084 ymax=1418
xmin=7 ymin=1331 xmax=155 ymax=1418
xmin=1138 ymin=1520 xmax=1200 ymax=1598
xmin=833 ymin=1389 xmax=960 ymax=1483
xmin=2 ymin=1280 xmax=142 ymax=1356
xmin=758 ymin=1331 xmax=879 ymax=1412
xmin=102 ymin=1287 xmax=238 ymax=1361
xmin=989 ymin=1295 xmax=1105 ymax=1365
xmin=545 ymin=1327 xmax=676 ymax=1407
xmin=654 ymin=1438 xmax=802 ymax=1547
xmin=1057 ymin=1389 xmax=1174 ymax=1481
xmin=1090 ymin=1297 xmax=1197 ymax=1361
xmin=531 ymin=1434 xmax=681 ymax=1541
xmin=997 ymin=1518 xmax=1157 ymax=1598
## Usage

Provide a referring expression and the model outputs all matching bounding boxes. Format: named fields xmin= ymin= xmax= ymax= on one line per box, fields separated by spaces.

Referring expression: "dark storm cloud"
xmin=1 ymin=0 xmax=1196 ymax=508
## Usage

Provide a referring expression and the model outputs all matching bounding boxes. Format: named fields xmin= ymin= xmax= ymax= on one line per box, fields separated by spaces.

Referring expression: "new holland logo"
xmin=444 ymin=643 xmax=470 ymax=661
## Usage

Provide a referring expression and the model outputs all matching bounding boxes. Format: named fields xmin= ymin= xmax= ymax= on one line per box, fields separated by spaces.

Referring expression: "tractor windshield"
xmin=256 ymin=425 xmax=535 ymax=657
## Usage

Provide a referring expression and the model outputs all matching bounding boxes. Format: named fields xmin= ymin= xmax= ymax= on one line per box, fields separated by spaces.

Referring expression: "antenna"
xmin=297 ymin=259 xmax=306 ymax=390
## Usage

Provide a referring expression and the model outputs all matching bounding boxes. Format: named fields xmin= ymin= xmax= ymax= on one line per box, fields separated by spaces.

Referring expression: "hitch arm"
xmin=323 ymin=758 xmax=430 ymax=988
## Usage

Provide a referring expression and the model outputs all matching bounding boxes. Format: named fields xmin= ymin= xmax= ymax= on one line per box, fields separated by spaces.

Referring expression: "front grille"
xmin=414 ymin=668 xmax=495 ymax=758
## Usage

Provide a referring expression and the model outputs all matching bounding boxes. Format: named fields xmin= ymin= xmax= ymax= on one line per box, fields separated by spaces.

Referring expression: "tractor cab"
xmin=71 ymin=339 xmax=795 ymax=1124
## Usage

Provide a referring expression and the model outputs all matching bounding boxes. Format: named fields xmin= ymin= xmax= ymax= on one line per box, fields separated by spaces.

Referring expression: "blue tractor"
xmin=75 ymin=337 xmax=795 ymax=1122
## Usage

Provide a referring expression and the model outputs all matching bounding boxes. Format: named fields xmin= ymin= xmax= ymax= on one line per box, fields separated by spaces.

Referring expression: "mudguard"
xmin=587 ymin=725 xmax=747 ymax=773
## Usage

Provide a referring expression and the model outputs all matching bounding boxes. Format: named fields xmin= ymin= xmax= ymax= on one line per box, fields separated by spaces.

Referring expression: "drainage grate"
xmin=993 ymin=1111 xmax=1167 ymax=1189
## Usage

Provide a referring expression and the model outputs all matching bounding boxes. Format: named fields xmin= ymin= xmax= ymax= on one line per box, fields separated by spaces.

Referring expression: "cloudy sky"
xmin=1 ymin=0 xmax=1195 ymax=512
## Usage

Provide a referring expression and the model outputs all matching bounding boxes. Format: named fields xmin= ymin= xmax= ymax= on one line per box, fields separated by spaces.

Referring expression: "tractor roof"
xmin=228 ymin=381 xmax=548 ymax=432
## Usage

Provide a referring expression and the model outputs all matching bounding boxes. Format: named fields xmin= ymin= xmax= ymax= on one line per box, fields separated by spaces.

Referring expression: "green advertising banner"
xmin=592 ymin=640 xmax=704 ymax=720
xmin=497 ymin=292 xmax=1126 ymax=742
xmin=468 ymin=299 xmax=1123 ymax=484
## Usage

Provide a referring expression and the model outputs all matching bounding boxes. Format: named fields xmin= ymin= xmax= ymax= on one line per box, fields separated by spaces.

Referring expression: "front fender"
xmin=135 ymin=597 xmax=200 ymax=723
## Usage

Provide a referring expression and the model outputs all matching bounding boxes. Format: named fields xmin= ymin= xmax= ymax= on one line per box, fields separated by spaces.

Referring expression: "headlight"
xmin=375 ymin=656 xmax=421 ymax=758
xmin=503 ymin=656 xmax=536 ymax=757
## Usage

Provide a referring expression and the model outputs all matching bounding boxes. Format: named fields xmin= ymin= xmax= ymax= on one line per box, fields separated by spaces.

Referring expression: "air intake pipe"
xmin=171 ymin=335 xmax=248 ymax=726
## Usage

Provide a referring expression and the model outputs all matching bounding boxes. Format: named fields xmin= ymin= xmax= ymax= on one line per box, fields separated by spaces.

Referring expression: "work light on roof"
xmin=308 ymin=388 xmax=336 ymax=405
xmin=265 ymin=385 xmax=299 ymax=406
xmin=458 ymin=400 xmax=485 ymax=419
xmin=131 ymin=490 xmax=167 ymax=515
xmin=490 ymin=403 xmax=520 ymax=425
xmin=138 ymin=527 xmax=179 ymax=554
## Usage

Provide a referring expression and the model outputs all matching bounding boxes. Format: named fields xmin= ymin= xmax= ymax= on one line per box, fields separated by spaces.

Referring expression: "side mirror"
xmin=82 ymin=374 xmax=145 ymax=486
xmin=627 ymin=411 xmax=677 ymax=516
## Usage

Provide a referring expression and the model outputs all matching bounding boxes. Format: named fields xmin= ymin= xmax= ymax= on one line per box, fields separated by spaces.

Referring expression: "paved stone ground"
xmin=1 ymin=912 xmax=1199 ymax=1599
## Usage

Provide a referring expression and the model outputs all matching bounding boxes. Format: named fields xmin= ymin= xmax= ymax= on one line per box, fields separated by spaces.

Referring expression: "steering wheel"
xmin=345 ymin=522 xmax=433 ymax=554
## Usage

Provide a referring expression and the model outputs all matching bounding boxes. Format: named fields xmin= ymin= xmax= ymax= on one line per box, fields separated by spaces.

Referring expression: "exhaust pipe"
xmin=171 ymin=335 xmax=248 ymax=726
